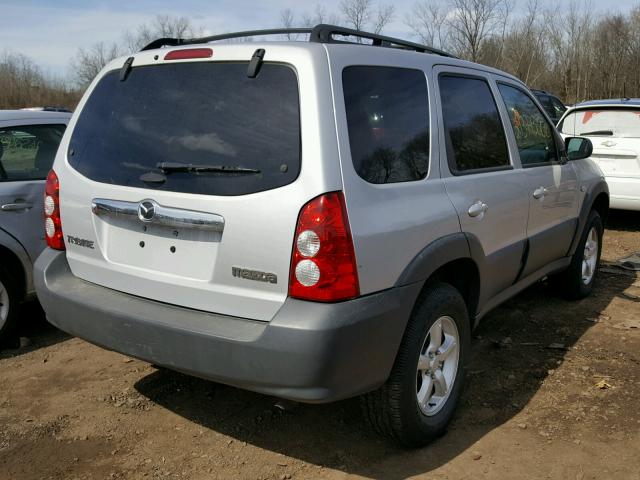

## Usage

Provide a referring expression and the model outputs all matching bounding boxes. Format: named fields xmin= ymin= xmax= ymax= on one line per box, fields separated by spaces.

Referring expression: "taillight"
xmin=44 ymin=170 xmax=65 ymax=250
xmin=289 ymin=192 xmax=359 ymax=302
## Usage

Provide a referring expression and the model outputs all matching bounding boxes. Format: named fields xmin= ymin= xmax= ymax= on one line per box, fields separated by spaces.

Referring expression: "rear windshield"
xmin=560 ymin=108 xmax=640 ymax=138
xmin=69 ymin=62 xmax=300 ymax=196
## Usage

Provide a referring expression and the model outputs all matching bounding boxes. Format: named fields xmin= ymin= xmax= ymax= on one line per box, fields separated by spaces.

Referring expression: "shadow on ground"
xmin=133 ymin=214 xmax=639 ymax=479
xmin=0 ymin=300 xmax=70 ymax=357
xmin=606 ymin=209 xmax=640 ymax=233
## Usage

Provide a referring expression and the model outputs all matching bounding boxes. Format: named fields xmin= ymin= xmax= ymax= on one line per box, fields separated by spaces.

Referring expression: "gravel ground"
xmin=0 ymin=210 xmax=639 ymax=480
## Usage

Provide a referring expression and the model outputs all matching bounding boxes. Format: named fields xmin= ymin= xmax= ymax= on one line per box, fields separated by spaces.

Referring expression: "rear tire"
xmin=0 ymin=266 xmax=19 ymax=344
xmin=554 ymin=210 xmax=603 ymax=300
xmin=362 ymin=282 xmax=470 ymax=447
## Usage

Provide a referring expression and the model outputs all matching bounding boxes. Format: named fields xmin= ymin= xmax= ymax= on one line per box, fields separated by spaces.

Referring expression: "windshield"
xmin=68 ymin=62 xmax=300 ymax=196
xmin=560 ymin=108 xmax=640 ymax=138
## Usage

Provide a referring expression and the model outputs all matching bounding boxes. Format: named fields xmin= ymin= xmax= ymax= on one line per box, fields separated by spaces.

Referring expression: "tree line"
xmin=1 ymin=1 xmax=639 ymax=110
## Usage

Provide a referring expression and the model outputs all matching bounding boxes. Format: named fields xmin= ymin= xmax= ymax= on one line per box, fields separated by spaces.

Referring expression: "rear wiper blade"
xmin=580 ymin=130 xmax=613 ymax=136
xmin=156 ymin=162 xmax=260 ymax=174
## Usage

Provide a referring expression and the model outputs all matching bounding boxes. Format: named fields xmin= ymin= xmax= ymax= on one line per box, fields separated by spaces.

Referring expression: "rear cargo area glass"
xmin=68 ymin=62 xmax=300 ymax=196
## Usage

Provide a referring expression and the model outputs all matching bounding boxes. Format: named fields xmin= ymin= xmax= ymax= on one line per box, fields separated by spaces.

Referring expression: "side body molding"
xmin=395 ymin=233 xmax=472 ymax=287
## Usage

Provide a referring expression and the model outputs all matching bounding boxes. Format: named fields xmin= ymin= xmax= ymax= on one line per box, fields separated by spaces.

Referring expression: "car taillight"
xmin=44 ymin=170 xmax=64 ymax=250
xmin=289 ymin=192 xmax=359 ymax=302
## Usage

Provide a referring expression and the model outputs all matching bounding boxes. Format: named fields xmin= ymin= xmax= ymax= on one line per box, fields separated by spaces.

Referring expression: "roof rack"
xmin=140 ymin=24 xmax=457 ymax=58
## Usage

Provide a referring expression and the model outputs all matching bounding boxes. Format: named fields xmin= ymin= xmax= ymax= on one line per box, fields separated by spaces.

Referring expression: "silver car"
xmin=0 ymin=110 xmax=70 ymax=340
xmin=34 ymin=25 xmax=607 ymax=446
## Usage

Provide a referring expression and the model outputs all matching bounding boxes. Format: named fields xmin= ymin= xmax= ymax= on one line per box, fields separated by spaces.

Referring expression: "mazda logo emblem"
xmin=138 ymin=200 xmax=156 ymax=222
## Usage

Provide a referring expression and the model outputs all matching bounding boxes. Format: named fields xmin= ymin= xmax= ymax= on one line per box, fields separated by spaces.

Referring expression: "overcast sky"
xmin=2 ymin=0 xmax=638 ymax=76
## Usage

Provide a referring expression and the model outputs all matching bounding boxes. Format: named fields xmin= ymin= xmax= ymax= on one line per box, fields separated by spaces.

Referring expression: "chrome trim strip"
xmin=91 ymin=198 xmax=225 ymax=232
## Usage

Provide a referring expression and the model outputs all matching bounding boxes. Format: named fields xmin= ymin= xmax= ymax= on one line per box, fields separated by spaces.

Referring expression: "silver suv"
xmin=0 ymin=109 xmax=70 ymax=341
xmin=34 ymin=25 xmax=608 ymax=446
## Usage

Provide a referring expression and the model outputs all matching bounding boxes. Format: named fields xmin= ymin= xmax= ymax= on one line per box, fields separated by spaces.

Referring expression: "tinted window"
xmin=551 ymin=97 xmax=567 ymax=119
xmin=69 ymin=63 xmax=300 ymax=196
xmin=439 ymin=75 xmax=510 ymax=173
xmin=0 ymin=124 xmax=65 ymax=182
xmin=536 ymin=94 xmax=556 ymax=118
xmin=343 ymin=66 xmax=429 ymax=184
xmin=498 ymin=84 xmax=558 ymax=166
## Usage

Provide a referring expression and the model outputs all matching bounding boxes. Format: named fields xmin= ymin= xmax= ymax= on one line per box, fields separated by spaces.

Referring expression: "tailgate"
xmin=54 ymin=44 xmax=341 ymax=321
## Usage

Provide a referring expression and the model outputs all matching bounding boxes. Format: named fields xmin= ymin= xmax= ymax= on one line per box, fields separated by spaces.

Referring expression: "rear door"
xmin=496 ymin=81 xmax=579 ymax=276
xmin=435 ymin=66 xmax=530 ymax=306
xmin=0 ymin=122 xmax=66 ymax=261
xmin=56 ymin=45 xmax=341 ymax=322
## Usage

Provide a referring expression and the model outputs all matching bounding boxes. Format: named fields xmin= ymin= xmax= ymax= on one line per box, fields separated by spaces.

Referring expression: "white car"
xmin=0 ymin=109 xmax=70 ymax=341
xmin=559 ymin=99 xmax=640 ymax=211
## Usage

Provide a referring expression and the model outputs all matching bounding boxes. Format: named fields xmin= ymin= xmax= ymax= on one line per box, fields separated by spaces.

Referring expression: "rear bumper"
xmin=606 ymin=176 xmax=640 ymax=211
xmin=34 ymin=249 xmax=421 ymax=403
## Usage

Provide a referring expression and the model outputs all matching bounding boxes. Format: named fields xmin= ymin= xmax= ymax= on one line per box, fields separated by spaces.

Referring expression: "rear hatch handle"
xmin=92 ymin=198 xmax=225 ymax=232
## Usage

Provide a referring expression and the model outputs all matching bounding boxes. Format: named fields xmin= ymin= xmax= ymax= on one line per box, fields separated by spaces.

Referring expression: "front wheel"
xmin=555 ymin=210 xmax=603 ymax=300
xmin=362 ymin=282 xmax=470 ymax=447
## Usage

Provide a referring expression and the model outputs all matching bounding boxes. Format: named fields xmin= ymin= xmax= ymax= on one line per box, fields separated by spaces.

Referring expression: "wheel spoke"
xmin=433 ymin=369 xmax=447 ymax=396
xmin=428 ymin=320 xmax=443 ymax=351
xmin=417 ymin=354 xmax=429 ymax=372
xmin=417 ymin=376 xmax=433 ymax=406
xmin=435 ymin=335 xmax=457 ymax=362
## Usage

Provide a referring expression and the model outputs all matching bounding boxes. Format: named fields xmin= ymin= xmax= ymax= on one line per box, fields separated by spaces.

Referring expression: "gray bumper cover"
xmin=34 ymin=249 xmax=421 ymax=403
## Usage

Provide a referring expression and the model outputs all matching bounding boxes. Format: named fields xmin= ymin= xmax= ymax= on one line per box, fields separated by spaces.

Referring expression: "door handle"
xmin=468 ymin=201 xmax=488 ymax=218
xmin=532 ymin=187 xmax=548 ymax=200
xmin=1 ymin=202 xmax=34 ymax=211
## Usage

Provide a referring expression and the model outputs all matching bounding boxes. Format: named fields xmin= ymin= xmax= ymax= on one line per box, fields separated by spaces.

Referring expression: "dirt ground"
xmin=1 ymin=211 xmax=639 ymax=480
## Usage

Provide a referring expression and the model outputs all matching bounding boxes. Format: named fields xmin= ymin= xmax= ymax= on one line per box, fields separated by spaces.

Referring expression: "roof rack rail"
xmin=140 ymin=23 xmax=457 ymax=58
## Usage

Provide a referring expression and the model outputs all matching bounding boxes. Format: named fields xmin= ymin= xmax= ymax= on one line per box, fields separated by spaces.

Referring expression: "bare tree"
xmin=341 ymin=0 xmax=374 ymax=31
xmin=124 ymin=15 xmax=201 ymax=52
xmin=280 ymin=8 xmax=299 ymax=39
xmin=405 ymin=1 xmax=449 ymax=49
xmin=447 ymin=0 xmax=511 ymax=62
xmin=69 ymin=15 xmax=202 ymax=88
xmin=296 ymin=4 xmax=340 ymax=28
xmin=69 ymin=42 xmax=120 ymax=88
xmin=373 ymin=5 xmax=395 ymax=34
xmin=0 ymin=51 xmax=80 ymax=109
xmin=340 ymin=0 xmax=395 ymax=35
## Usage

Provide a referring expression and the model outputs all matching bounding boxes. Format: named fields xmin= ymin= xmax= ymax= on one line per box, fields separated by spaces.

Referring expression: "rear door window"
xmin=0 ymin=124 xmax=65 ymax=182
xmin=439 ymin=75 xmax=510 ymax=174
xmin=498 ymin=84 xmax=558 ymax=167
xmin=68 ymin=62 xmax=300 ymax=196
xmin=343 ymin=66 xmax=430 ymax=184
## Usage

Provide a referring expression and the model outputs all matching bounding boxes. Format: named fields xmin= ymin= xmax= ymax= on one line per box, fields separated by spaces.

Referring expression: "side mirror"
xmin=565 ymin=137 xmax=593 ymax=161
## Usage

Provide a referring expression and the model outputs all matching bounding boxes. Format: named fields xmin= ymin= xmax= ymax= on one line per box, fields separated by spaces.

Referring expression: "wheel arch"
xmin=395 ymin=233 xmax=481 ymax=327
xmin=569 ymin=180 xmax=609 ymax=257
xmin=591 ymin=192 xmax=609 ymax=226
xmin=0 ymin=230 xmax=31 ymax=299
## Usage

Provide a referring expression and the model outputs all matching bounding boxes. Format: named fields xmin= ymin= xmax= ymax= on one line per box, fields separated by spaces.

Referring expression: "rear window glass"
xmin=439 ymin=75 xmax=510 ymax=173
xmin=560 ymin=108 xmax=640 ymax=138
xmin=69 ymin=62 xmax=300 ymax=196
xmin=343 ymin=66 xmax=430 ymax=184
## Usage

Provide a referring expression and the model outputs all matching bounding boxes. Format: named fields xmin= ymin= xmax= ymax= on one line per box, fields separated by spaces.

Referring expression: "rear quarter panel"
xmin=326 ymin=46 xmax=460 ymax=295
